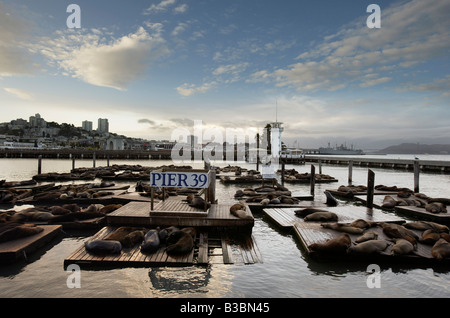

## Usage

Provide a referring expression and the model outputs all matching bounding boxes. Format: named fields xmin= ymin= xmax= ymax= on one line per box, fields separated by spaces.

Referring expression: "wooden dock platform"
xmin=0 ymin=225 xmax=62 ymax=263
xmin=106 ymin=200 xmax=254 ymax=229
xmin=395 ymin=206 xmax=450 ymax=224
xmin=263 ymin=205 xmax=404 ymax=229
xmin=64 ymin=226 xmax=262 ymax=268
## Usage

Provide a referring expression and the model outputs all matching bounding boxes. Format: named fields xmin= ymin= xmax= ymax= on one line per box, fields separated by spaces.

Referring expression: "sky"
xmin=0 ymin=0 xmax=449 ymax=150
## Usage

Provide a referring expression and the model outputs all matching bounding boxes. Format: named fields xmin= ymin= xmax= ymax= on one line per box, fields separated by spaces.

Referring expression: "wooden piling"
xmin=348 ymin=160 xmax=353 ymax=185
xmin=37 ymin=155 xmax=42 ymax=174
xmin=366 ymin=169 xmax=375 ymax=209
xmin=414 ymin=160 xmax=420 ymax=193
xmin=310 ymin=165 xmax=315 ymax=197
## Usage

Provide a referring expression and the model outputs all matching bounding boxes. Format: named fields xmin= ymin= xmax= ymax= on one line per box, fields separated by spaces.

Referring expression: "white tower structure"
xmin=269 ymin=121 xmax=284 ymax=158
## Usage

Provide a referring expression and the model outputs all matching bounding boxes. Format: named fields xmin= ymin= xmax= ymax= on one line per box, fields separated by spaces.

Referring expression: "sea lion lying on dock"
xmin=0 ymin=223 xmax=44 ymax=242
xmin=403 ymin=221 xmax=449 ymax=233
xmin=350 ymin=219 xmax=376 ymax=229
xmin=304 ymin=211 xmax=338 ymax=222
xmin=165 ymin=227 xmax=196 ymax=255
xmin=141 ymin=229 xmax=160 ymax=253
xmin=230 ymin=203 xmax=252 ymax=219
xmin=391 ymin=239 xmax=414 ymax=256
xmin=105 ymin=227 xmax=147 ymax=248
xmin=380 ymin=223 xmax=419 ymax=247
xmin=347 ymin=240 xmax=389 ymax=255
xmin=320 ymin=223 xmax=364 ymax=235
xmin=419 ymin=229 xmax=441 ymax=245
xmin=308 ymin=234 xmax=351 ymax=255
xmin=85 ymin=240 xmax=122 ymax=255
xmin=294 ymin=208 xmax=330 ymax=218
xmin=188 ymin=195 xmax=211 ymax=210
xmin=158 ymin=226 xmax=179 ymax=244
xmin=355 ymin=231 xmax=378 ymax=243
xmin=381 ymin=196 xmax=398 ymax=209
xmin=425 ymin=202 xmax=447 ymax=214
xmin=431 ymin=239 xmax=450 ymax=260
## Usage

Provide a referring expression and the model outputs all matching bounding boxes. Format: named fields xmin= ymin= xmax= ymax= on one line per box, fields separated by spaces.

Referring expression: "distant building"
xmin=82 ymin=120 xmax=93 ymax=132
xmin=29 ymin=113 xmax=46 ymax=128
xmin=97 ymin=118 xmax=109 ymax=133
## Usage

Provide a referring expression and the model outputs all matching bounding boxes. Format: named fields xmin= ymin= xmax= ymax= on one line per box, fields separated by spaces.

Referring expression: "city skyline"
xmin=0 ymin=0 xmax=449 ymax=149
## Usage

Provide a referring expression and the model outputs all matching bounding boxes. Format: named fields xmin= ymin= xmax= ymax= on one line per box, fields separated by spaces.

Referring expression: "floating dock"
xmin=106 ymin=199 xmax=254 ymax=230
xmin=0 ymin=225 xmax=62 ymax=263
xmin=64 ymin=226 xmax=262 ymax=268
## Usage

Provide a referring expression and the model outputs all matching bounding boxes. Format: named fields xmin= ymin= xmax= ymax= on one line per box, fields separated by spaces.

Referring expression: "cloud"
xmin=144 ymin=0 xmax=177 ymax=15
xmin=3 ymin=87 xmax=34 ymax=100
xmin=0 ymin=4 xmax=36 ymax=76
xmin=138 ymin=118 xmax=156 ymax=125
xmin=254 ymin=0 xmax=450 ymax=92
xmin=176 ymin=81 xmax=217 ymax=96
xmin=38 ymin=26 xmax=170 ymax=90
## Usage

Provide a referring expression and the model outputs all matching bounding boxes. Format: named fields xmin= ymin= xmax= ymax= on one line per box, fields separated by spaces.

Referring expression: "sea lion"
xmin=391 ymin=239 xmax=414 ymax=256
xmin=380 ymin=223 xmax=419 ymax=247
xmin=141 ymin=229 xmax=160 ymax=253
xmin=431 ymin=239 xmax=450 ymax=260
xmin=440 ymin=233 xmax=450 ymax=243
xmin=308 ymin=234 xmax=351 ymax=255
xmin=324 ymin=191 xmax=338 ymax=207
xmin=166 ymin=229 xmax=195 ymax=255
xmin=49 ymin=211 xmax=105 ymax=223
xmin=121 ymin=230 xmax=146 ymax=248
xmin=105 ymin=227 xmax=147 ymax=247
xmin=404 ymin=221 xmax=449 ymax=233
xmin=294 ymin=208 xmax=330 ymax=218
xmin=350 ymin=219 xmax=375 ymax=229
xmin=347 ymin=240 xmax=389 ymax=255
xmin=381 ymin=196 xmax=397 ymax=209
xmin=50 ymin=206 xmax=72 ymax=215
xmin=355 ymin=231 xmax=378 ymax=243
xmin=428 ymin=198 xmax=450 ymax=205
xmin=321 ymin=223 xmax=364 ymax=235
xmin=85 ymin=240 xmax=122 ymax=255
xmin=419 ymin=229 xmax=441 ymax=245
xmin=158 ymin=226 xmax=179 ymax=243
xmin=425 ymin=202 xmax=447 ymax=214
xmin=81 ymin=204 xmax=98 ymax=213
xmin=62 ymin=203 xmax=81 ymax=213
xmin=230 ymin=203 xmax=252 ymax=219
xmin=189 ymin=195 xmax=211 ymax=210
xmin=260 ymin=198 xmax=270 ymax=206
xmin=0 ymin=223 xmax=44 ymax=242
xmin=99 ymin=204 xmax=123 ymax=214
xmin=304 ymin=211 xmax=338 ymax=222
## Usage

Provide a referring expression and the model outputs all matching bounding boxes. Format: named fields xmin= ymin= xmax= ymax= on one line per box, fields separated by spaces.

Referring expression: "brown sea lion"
xmin=440 ymin=233 xmax=450 ymax=243
xmin=166 ymin=229 xmax=195 ymax=255
xmin=0 ymin=223 xmax=44 ymax=242
xmin=350 ymin=219 xmax=375 ymax=229
xmin=380 ymin=223 xmax=419 ymax=247
xmin=304 ymin=211 xmax=338 ymax=222
xmin=121 ymin=230 xmax=146 ymax=248
xmin=381 ymin=196 xmax=397 ymax=209
xmin=321 ymin=223 xmax=364 ymax=235
xmin=419 ymin=229 xmax=441 ymax=245
xmin=391 ymin=239 xmax=414 ymax=256
xmin=324 ymin=191 xmax=338 ymax=207
xmin=347 ymin=240 xmax=389 ymax=254
xmin=105 ymin=227 xmax=147 ymax=246
xmin=50 ymin=206 xmax=72 ymax=215
xmin=99 ymin=204 xmax=123 ymax=214
xmin=158 ymin=226 xmax=179 ymax=243
xmin=428 ymin=198 xmax=450 ymax=205
xmin=308 ymin=234 xmax=351 ymax=255
xmin=355 ymin=231 xmax=378 ymax=243
xmin=404 ymin=221 xmax=449 ymax=233
xmin=425 ymin=202 xmax=447 ymax=214
xmin=62 ymin=203 xmax=81 ymax=213
xmin=294 ymin=208 xmax=330 ymax=218
xmin=230 ymin=203 xmax=252 ymax=219
xmin=431 ymin=239 xmax=450 ymax=260
xmin=189 ymin=195 xmax=211 ymax=210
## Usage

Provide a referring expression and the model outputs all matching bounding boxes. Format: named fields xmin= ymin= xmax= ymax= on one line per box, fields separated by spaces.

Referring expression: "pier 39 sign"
xmin=150 ymin=171 xmax=210 ymax=189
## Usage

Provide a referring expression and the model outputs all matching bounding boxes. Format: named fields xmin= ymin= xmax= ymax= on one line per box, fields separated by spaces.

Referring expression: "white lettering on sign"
xmin=150 ymin=172 xmax=210 ymax=188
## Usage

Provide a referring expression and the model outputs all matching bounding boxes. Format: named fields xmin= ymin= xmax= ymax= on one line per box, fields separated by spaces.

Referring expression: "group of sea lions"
xmin=278 ymin=168 xmax=336 ymax=183
xmin=0 ymin=203 xmax=122 ymax=225
xmin=381 ymin=192 xmax=449 ymax=213
xmin=307 ymin=219 xmax=450 ymax=260
xmin=84 ymin=225 xmax=197 ymax=256
xmin=234 ymin=184 xmax=300 ymax=206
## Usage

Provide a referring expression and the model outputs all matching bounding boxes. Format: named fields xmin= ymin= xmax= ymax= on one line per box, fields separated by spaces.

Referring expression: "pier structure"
xmin=305 ymin=155 xmax=450 ymax=173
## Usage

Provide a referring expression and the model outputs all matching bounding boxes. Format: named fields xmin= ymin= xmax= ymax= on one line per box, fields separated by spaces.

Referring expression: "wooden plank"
xmin=221 ymin=236 xmax=234 ymax=264
xmin=197 ymin=232 xmax=209 ymax=265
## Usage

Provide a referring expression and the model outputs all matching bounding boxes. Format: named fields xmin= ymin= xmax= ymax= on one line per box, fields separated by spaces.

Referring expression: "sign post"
xmin=149 ymin=169 xmax=212 ymax=212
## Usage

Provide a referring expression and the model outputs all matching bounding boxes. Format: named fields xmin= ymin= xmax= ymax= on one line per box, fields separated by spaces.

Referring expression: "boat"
xmin=319 ymin=143 xmax=364 ymax=155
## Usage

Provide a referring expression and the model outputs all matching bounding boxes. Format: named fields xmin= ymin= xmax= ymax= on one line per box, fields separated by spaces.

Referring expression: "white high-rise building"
xmin=82 ymin=120 xmax=93 ymax=132
xmin=97 ymin=118 xmax=109 ymax=133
